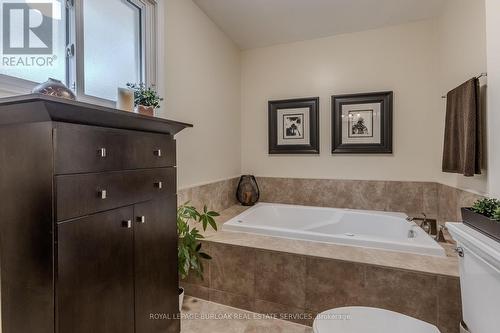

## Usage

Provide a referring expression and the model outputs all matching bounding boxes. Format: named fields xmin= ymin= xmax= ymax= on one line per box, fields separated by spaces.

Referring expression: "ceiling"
xmin=193 ymin=0 xmax=446 ymax=49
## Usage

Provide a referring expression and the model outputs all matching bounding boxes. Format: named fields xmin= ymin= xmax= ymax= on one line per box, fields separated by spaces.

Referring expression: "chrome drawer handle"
xmin=154 ymin=181 xmax=163 ymax=189
xmin=455 ymin=247 xmax=464 ymax=257
xmin=98 ymin=189 xmax=107 ymax=199
xmin=154 ymin=149 xmax=162 ymax=157
xmin=98 ymin=148 xmax=107 ymax=158
xmin=122 ymin=220 xmax=132 ymax=229
xmin=136 ymin=216 xmax=146 ymax=224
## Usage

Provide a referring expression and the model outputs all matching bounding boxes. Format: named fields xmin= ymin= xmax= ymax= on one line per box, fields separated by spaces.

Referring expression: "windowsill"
xmin=0 ymin=75 xmax=119 ymax=108
xmin=0 ymin=75 xmax=36 ymax=96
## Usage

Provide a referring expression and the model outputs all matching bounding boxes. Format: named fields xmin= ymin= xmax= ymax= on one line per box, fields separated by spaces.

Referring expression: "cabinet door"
xmin=57 ymin=206 xmax=135 ymax=333
xmin=134 ymin=195 xmax=179 ymax=333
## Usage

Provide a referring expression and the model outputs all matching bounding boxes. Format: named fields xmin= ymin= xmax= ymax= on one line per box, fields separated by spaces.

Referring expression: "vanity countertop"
xmin=0 ymin=94 xmax=193 ymax=135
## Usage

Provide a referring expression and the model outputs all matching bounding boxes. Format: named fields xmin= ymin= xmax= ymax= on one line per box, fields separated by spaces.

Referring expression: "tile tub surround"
xmin=437 ymin=184 xmax=485 ymax=222
xmin=176 ymin=177 xmax=484 ymax=225
xmin=183 ymin=243 xmax=461 ymax=333
xmin=255 ymin=177 xmax=484 ymax=224
xmin=181 ymin=206 xmax=462 ymax=333
xmin=178 ymin=177 xmax=239 ymax=212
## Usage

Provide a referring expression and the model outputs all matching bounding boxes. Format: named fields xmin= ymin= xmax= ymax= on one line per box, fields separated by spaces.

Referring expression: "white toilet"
xmin=313 ymin=222 xmax=500 ymax=333
xmin=446 ymin=222 xmax=500 ymax=333
xmin=313 ymin=306 xmax=440 ymax=333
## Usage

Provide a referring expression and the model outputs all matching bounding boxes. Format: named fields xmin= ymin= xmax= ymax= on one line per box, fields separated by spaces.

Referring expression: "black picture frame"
xmin=332 ymin=91 xmax=393 ymax=154
xmin=268 ymin=97 xmax=320 ymax=154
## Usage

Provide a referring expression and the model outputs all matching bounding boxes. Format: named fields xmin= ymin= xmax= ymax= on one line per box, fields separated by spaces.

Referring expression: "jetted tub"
xmin=223 ymin=203 xmax=445 ymax=257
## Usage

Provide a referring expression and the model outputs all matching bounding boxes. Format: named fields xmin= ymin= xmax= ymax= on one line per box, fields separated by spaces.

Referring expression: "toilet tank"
xmin=447 ymin=223 xmax=500 ymax=333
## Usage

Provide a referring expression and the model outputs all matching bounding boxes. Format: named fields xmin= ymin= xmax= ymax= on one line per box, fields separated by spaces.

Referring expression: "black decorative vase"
xmin=236 ymin=175 xmax=260 ymax=206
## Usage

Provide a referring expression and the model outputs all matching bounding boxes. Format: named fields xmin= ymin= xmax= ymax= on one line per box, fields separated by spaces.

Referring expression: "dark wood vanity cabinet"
xmin=0 ymin=95 xmax=191 ymax=333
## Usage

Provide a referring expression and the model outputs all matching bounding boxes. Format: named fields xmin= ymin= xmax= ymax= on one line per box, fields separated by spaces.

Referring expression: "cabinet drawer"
xmin=54 ymin=123 xmax=176 ymax=174
xmin=56 ymin=168 xmax=176 ymax=221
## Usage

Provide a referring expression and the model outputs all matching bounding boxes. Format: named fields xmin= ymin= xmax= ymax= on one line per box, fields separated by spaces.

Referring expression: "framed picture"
xmin=332 ymin=91 xmax=393 ymax=154
xmin=268 ymin=97 xmax=319 ymax=154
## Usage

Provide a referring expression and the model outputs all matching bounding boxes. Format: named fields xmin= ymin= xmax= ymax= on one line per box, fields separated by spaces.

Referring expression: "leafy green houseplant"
xmin=177 ymin=203 xmax=219 ymax=309
xmin=126 ymin=82 xmax=163 ymax=116
xmin=177 ymin=203 xmax=219 ymax=279
xmin=462 ymin=197 xmax=500 ymax=242
xmin=471 ymin=198 xmax=500 ymax=219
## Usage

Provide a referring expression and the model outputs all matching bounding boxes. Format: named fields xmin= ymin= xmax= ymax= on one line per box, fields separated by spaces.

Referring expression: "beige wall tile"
xmin=438 ymin=185 xmax=460 ymax=222
xmin=438 ymin=184 xmax=485 ymax=223
xmin=316 ymin=180 xmax=350 ymax=208
xmin=385 ymin=181 xmax=424 ymax=214
xmin=305 ymin=258 xmax=365 ymax=312
xmin=364 ymin=266 xmax=438 ymax=325
xmin=255 ymin=250 xmax=307 ymax=308
xmin=210 ymin=243 xmax=256 ymax=298
xmin=423 ymin=182 xmax=439 ymax=218
xmin=178 ymin=177 xmax=239 ymax=212
xmin=257 ymin=177 xmax=298 ymax=204
xmin=352 ymin=181 xmax=389 ymax=211
xmin=437 ymin=276 xmax=462 ymax=333
xmin=181 ymin=177 xmax=483 ymax=226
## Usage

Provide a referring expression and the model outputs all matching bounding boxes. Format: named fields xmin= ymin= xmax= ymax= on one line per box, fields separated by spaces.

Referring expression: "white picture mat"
xmin=277 ymin=108 xmax=310 ymax=145
xmin=341 ymin=103 xmax=381 ymax=144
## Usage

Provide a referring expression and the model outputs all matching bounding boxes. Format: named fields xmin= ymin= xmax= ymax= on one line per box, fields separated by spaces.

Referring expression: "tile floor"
xmin=181 ymin=297 xmax=313 ymax=333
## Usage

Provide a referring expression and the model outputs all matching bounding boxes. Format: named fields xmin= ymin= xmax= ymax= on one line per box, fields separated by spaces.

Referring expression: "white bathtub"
xmin=223 ymin=203 xmax=445 ymax=257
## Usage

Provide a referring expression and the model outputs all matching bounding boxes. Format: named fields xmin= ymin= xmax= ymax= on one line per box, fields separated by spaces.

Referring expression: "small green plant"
xmin=177 ymin=203 xmax=220 ymax=280
xmin=126 ymin=82 xmax=164 ymax=108
xmin=494 ymin=207 xmax=500 ymax=222
xmin=471 ymin=198 xmax=500 ymax=219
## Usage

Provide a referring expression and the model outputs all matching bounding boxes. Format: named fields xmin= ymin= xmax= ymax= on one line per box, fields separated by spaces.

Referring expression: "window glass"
xmin=0 ymin=0 xmax=66 ymax=83
xmin=83 ymin=0 xmax=141 ymax=101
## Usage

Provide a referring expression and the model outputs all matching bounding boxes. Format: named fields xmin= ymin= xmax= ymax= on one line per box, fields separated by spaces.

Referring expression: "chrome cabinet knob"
xmin=154 ymin=181 xmax=163 ymax=189
xmin=122 ymin=220 xmax=132 ymax=229
xmin=154 ymin=149 xmax=162 ymax=157
xmin=136 ymin=216 xmax=146 ymax=224
xmin=98 ymin=148 xmax=107 ymax=158
xmin=98 ymin=189 xmax=107 ymax=199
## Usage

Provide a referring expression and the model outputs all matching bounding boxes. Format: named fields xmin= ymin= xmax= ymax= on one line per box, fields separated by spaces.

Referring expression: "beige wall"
xmin=485 ymin=0 xmax=500 ymax=197
xmin=163 ymin=0 xmax=241 ymax=189
xmin=241 ymin=20 xmax=442 ymax=182
xmin=240 ymin=2 xmax=493 ymax=195
xmin=435 ymin=0 xmax=487 ymax=194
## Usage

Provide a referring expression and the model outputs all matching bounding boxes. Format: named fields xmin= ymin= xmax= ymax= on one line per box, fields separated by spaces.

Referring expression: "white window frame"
xmin=0 ymin=0 xmax=158 ymax=105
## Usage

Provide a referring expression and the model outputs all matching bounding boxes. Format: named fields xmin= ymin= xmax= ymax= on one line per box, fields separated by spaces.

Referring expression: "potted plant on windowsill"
xmin=462 ymin=198 xmax=500 ymax=242
xmin=177 ymin=203 xmax=219 ymax=311
xmin=126 ymin=82 xmax=163 ymax=116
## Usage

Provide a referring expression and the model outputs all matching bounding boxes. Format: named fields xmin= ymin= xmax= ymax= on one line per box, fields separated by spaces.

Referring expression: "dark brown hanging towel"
xmin=442 ymin=77 xmax=482 ymax=177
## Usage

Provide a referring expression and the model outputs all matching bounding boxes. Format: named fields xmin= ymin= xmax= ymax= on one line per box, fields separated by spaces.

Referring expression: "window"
xmin=0 ymin=0 xmax=67 ymax=84
xmin=0 ymin=0 xmax=157 ymax=104
xmin=82 ymin=0 xmax=141 ymax=101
